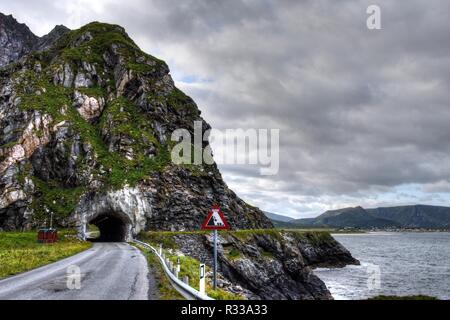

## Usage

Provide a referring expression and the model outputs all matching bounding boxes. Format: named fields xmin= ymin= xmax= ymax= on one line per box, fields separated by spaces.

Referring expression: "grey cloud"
xmin=1 ymin=0 xmax=450 ymax=217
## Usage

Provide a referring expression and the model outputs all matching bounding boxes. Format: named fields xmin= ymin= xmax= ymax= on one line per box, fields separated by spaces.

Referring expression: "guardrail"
xmin=132 ymin=239 xmax=214 ymax=300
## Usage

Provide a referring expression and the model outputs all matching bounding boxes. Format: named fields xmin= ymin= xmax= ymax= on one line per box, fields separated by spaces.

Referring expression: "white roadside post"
xmin=159 ymin=244 xmax=163 ymax=255
xmin=199 ymin=264 xmax=206 ymax=295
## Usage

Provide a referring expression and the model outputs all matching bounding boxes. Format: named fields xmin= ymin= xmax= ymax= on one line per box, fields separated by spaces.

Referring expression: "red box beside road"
xmin=37 ymin=229 xmax=58 ymax=243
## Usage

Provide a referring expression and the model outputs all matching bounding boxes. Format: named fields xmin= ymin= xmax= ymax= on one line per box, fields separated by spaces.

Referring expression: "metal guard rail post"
xmin=132 ymin=239 xmax=214 ymax=300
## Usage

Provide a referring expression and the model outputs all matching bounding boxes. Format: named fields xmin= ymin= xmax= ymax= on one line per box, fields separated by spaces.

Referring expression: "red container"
xmin=37 ymin=230 xmax=44 ymax=243
xmin=37 ymin=229 xmax=58 ymax=243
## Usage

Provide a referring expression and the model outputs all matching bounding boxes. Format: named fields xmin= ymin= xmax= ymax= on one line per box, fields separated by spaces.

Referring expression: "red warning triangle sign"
xmin=201 ymin=205 xmax=230 ymax=230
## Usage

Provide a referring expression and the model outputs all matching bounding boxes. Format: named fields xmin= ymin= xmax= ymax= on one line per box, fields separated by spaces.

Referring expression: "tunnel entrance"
xmin=89 ymin=214 xmax=128 ymax=242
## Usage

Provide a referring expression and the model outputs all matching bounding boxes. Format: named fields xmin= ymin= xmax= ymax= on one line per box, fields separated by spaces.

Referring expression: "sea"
xmin=313 ymin=232 xmax=450 ymax=300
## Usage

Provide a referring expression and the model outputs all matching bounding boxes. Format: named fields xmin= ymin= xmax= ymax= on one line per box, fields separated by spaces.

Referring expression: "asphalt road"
xmin=0 ymin=242 xmax=156 ymax=300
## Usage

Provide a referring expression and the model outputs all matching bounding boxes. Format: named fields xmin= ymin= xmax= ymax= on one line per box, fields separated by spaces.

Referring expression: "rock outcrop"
xmin=35 ymin=25 xmax=70 ymax=52
xmin=141 ymin=230 xmax=360 ymax=300
xmin=0 ymin=17 xmax=273 ymax=237
xmin=0 ymin=14 xmax=69 ymax=68
xmin=0 ymin=13 xmax=38 ymax=68
xmin=0 ymin=14 xmax=360 ymax=300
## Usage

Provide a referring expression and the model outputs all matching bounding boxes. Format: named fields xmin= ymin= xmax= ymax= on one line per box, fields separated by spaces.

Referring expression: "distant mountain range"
xmin=264 ymin=205 xmax=450 ymax=229
xmin=263 ymin=211 xmax=295 ymax=223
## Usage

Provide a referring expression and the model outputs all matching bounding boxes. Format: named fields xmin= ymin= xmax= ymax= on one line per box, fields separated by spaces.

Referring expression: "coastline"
xmin=314 ymin=232 xmax=450 ymax=300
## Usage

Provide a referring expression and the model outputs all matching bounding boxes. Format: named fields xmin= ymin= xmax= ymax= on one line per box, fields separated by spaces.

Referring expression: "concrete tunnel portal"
xmin=88 ymin=213 xmax=130 ymax=242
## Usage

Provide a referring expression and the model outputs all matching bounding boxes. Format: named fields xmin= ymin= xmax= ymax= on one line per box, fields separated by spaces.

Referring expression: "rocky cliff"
xmin=0 ymin=14 xmax=360 ymax=300
xmin=140 ymin=230 xmax=360 ymax=300
xmin=0 ymin=13 xmax=38 ymax=68
xmin=0 ymin=16 xmax=273 ymax=238
xmin=0 ymin=14 xmax=69 ymax=67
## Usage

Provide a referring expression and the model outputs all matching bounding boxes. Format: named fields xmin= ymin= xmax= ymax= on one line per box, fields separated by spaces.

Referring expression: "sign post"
xmin=201 ymin=204 xmax=230 ymax=290
xmin=213 ymin=229 xmax=218 ymax=289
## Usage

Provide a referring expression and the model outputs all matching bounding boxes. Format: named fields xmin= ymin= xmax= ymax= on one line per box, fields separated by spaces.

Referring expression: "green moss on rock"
xmin=31 ymin=177 xmax=86 ymax=219
xmin=167 ymin=88 xmax=199 ymax=116
xmin=6 ymin=21 xmax=203 ymax=224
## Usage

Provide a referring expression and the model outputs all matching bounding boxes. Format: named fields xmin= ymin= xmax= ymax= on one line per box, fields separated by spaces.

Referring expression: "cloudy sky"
xmin=1 ymin=0 xmax=450 ymax=218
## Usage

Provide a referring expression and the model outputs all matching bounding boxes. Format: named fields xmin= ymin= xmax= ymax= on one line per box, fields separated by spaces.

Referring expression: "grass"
xmin=55 ymin=22 xmax=167 ymax=77
xmin=223 ymin=229 xmax=284 ymax=242
xmin=0 ymin=230 xmax=92 ymax=279
xmin=31 ymin=177 xmax=86 ymax=220
xmin=14 ymin=21 xmax=174 ymax=194
xmin=6 ymin=21 xmax=202 ymax=227
xmin=288 ymin=230 xmax=335 ymax=245
xmin=0 ymin=141 xmax=18 ymax=149
xmin=139 ymin=231 xmax=181 ymax=249
xmin=140 ymin=229 xmax=336 ymax=251
xmin=369 ymin=295 xmax=439 ymax=300
xmin=76 ymin=86 xmax=106 ymax=99
xmin=226 ymin=247 xmax=241 ymax=260
xmin=164 ymin=250 xmax=244 ymax=300
xmin=137 ymin=229 xmax=344 ymax=299
xmin=137 ymin=233 xmax=244 ymax=300
xmin=87 ymin=224 xmax=100 ymax=239
xmin=133 ymin=244 xmax=184 ymax=300
xmin=166 ymin=87 xmax=199 ymax=116
xmin=18 ymin=75 xmax=172 ymax=191
xmin=138 ymin=229 xmax=344 ymax=299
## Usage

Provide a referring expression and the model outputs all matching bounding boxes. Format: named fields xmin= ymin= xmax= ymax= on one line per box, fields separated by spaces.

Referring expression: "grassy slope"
xmin=137 ymin=229 xmax=345 ymax=299
xmin=133 ymin=244 xmax=184 ymax=300
xmin=0 ymin=230 xmax=92 ymax=279
xmin=10 ymin=23 xmax=173 ymax=225
xmin=137 ymin=232 xmax=245 ymax=300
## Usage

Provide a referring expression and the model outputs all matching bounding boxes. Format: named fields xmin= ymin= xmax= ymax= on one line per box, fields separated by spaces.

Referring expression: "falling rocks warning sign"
xmin=201 ymin=205 xmax=230 ymax=230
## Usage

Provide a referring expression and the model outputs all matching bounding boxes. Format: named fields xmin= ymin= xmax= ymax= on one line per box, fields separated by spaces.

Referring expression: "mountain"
xmin=0 ymin=14 xmax=70 ymax=67
xmin=0 ymin=15 xmax=363 ymax=300
xmin=367 ymin=205 xmax=450 ymax=229
xmin=292 ymin=205 xmax=450 ymax=229
xmin=263 ymin=211 xmax=295 ymax=223
xmin=0 ymin=13 xmax=39 ymax=67
xmin=35 ymin=25 xmax=70 ymax=52
xmin=296 ymin=206 xmax=400 ymax=228
xmin=0 ymin=17 xmax=273 ymax=237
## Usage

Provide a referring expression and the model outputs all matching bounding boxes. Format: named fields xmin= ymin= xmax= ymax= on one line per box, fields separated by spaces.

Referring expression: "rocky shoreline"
xmin=140 ymin=230 xmax=359 ymax=300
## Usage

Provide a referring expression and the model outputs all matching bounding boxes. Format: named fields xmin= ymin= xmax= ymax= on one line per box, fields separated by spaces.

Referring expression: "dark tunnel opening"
xmin=89 ymin=214 xmax=128 ymax=242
